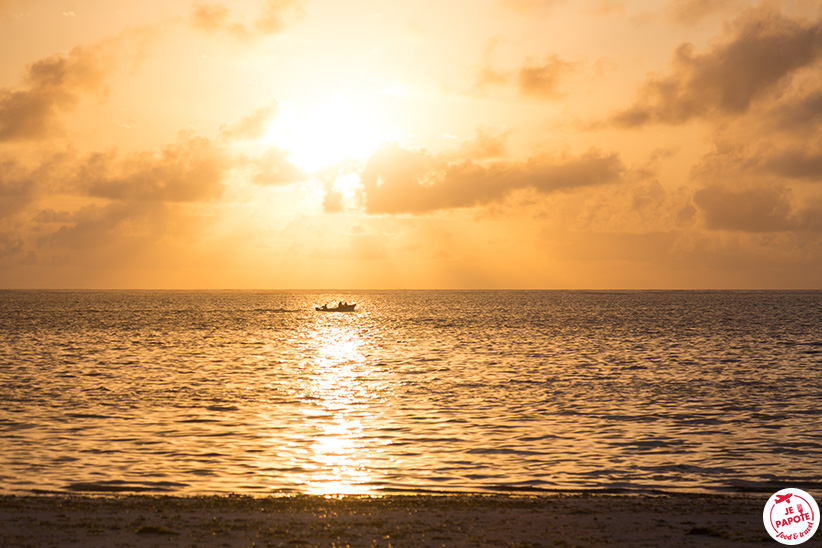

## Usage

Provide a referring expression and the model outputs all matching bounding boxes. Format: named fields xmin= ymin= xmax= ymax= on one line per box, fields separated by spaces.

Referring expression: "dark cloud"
xmin=764 ymin=89 xmax=822 ymax=136
xmin=252 ymin=147 xmax=303 ymax=185
xmin=0 ymin=45 xmax=108 ymax=141
xmin=191 ymin=0 xmax=302 ymax=39
xmin=359 ymin=144 xmax=623 ymax=214
xmin=81 ymin=133 xmax=230 ymax=203
xmin=762 ymin=149 xmax=822 ymax=181
xmin=613 ymin=7 xmax=822 ymax=126
xmin=518 ymin=55 xmax=573 ymax=98
xmin=693 ymin=185 xmax=822 ymax=232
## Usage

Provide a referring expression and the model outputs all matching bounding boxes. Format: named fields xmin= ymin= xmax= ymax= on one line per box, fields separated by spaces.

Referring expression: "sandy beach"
xmin=0 ymin=493 xmax=771 ymax=547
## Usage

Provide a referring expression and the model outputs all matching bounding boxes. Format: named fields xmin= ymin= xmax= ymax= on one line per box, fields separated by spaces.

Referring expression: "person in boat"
xmin=320 ymin=304 xmax=328 ymax=310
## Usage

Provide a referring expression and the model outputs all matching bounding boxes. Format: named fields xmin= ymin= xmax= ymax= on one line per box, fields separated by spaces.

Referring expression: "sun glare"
xmin=265 ymin=93 xmax=395 ymax=172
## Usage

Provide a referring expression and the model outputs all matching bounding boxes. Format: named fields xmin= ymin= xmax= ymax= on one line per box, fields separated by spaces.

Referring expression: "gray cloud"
xmin=762 ymin=149 xmax=822 ymax=181
xmin=613 ymin=6 xmax=822 ymax=126
xmin=359 ymin=144 xmax=624 ymax=214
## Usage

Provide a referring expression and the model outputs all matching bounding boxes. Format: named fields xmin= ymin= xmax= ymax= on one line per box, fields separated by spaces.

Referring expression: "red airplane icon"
xmin=775 ymin=493 xmax=793 ymax=504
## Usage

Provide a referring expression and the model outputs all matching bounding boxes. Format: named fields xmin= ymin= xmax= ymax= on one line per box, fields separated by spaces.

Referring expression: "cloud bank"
xmin=357 ymin=144 xmax=624 ymax=214
xmin=614 ymin=6 xmax=822 ymax=126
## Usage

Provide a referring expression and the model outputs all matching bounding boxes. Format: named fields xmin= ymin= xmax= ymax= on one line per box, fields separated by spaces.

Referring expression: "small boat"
xmin=315 ymin=302 xmax=356 ymax=312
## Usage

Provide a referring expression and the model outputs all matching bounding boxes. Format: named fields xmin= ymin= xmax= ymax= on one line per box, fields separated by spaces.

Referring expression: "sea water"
xmin=1 ymin=290 xmax=820 ymax=495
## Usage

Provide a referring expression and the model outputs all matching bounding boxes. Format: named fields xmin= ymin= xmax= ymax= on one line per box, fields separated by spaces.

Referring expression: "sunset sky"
xmin=1 ymin=0 xmax=821 ymax=289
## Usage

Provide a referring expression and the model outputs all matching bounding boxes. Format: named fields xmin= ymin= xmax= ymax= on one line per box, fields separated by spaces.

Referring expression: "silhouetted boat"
xmin=315 ymin=303 xmax=356 ymax=312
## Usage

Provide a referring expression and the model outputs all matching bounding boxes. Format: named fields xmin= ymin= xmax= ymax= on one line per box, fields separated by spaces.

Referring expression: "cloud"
xmin=220 ymin=105 xmax=277 ymax=140
xmin=0 ymin=44 xmax=110 ymax=141
xmin=42 ymin=202 xmax=171 ymax=252
xmin=518 ymin=55 xmax=573 ymax=98
xmin=191 ymin=0 xmax=302 ymax=40
xmin=474 ymin=37 xmax=510 ymax=91
xmin=764 ymin=89 xmax=822 ymax=136
xmin=762 ymin=149 xmax=822 ymax=181
xmin=80 ymin=132 xmax=230 ymax=203
xmin=458 ymin=128 xmax=509 ymax=160
xmin=255 ymin=0 xmax=302 ymax=34
xmin=358 ymin=144 xmax=623 ymax=214
xmin=613 ymin=6 xmax=822 ymax=126
xmin=252 ymin=147 xmax=303 ymax=185
xmin=474 ymin=40 xmax=574 ymax=99
xmin=191 ymin=3 xmax=248 ymax=39
xmin=693 ymin=185 xmax=822 ymax=232
xmin=0 ymin=160 xmax=37 ymax=218
xmin=0 ymin=152 xmax=73 ymax=219
xmin=666 ymin=0 xmax=744 ymax=25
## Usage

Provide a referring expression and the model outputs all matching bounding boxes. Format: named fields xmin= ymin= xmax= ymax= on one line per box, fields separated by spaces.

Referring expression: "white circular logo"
xmin=763 ymin=488 xmax=819 ymax=545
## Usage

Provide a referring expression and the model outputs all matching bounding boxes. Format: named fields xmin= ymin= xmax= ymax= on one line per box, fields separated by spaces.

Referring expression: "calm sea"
xmin=1 ymin=290 xmax=820 ymax=496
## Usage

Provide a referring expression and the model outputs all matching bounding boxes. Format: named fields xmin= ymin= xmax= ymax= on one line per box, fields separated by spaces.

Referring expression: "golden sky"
xmin=1 ymin=0 xmax=821 ymax=288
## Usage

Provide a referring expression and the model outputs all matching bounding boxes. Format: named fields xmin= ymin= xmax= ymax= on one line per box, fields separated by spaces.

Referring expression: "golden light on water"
xmin=297 ymin=319 xmax=384 ymax=495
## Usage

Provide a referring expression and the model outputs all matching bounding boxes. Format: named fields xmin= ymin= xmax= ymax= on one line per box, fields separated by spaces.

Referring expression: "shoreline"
xmin=0 ymin=492 xmax=771 ymax=547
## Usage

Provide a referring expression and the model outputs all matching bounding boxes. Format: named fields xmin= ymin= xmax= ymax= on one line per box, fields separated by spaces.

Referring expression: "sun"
xmin=264 ymin=92 xmax=395 ymax=173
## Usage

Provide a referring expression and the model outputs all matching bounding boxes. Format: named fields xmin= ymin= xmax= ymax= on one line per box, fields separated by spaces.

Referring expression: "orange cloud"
xmin=191 ymin=0 xmax=302 ymax=40
xmin=518 ymin=55 xmax=573 ymax=98
xmin=761 ymin=89 xmax=822 ymax=137
xmin=666 ymin=0 xmax=744 ymax=25
xmin=358 ymin=144 xmax=623 ymax=214
xmin=473 ymin=39 xmax=574 ymax=100
xmin=219 ymin=105 xmax=277 ymax=140
xmin=694 ymin=185 xmax=822 ymax=233
xmin=762 ymin=149 xmax=822 ymax=181
xmin=80 ymin=133 xmax=230 ymax=203
xmin=0 ymin=152 xmax=72 ymax=219
xmin=613 ymin=6 xmax=822 ymax=126
xmin=0 ymin=45 xmax=109 ymax=141
xmin=252 ymin=147 xmax=303 ymax=185
xmin=0 ymin=160 xmax=36 ymax=218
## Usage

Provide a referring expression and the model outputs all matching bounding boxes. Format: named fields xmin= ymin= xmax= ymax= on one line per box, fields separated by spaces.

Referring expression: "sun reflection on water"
xmin=296 ymin=318 xmax=384 ymax=495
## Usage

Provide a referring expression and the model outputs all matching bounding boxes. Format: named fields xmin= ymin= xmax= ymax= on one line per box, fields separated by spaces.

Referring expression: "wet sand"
xmin=0 ymin=493 xmax=770 ymax=547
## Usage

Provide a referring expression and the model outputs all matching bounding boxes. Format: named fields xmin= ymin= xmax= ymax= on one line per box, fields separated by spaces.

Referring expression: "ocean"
xmin=1 ymin=290 xmax=820 ymax=496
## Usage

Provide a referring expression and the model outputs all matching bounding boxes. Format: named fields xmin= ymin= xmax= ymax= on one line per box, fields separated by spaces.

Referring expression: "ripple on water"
xmin=0 ymin=290 xmax=821 ymax=495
